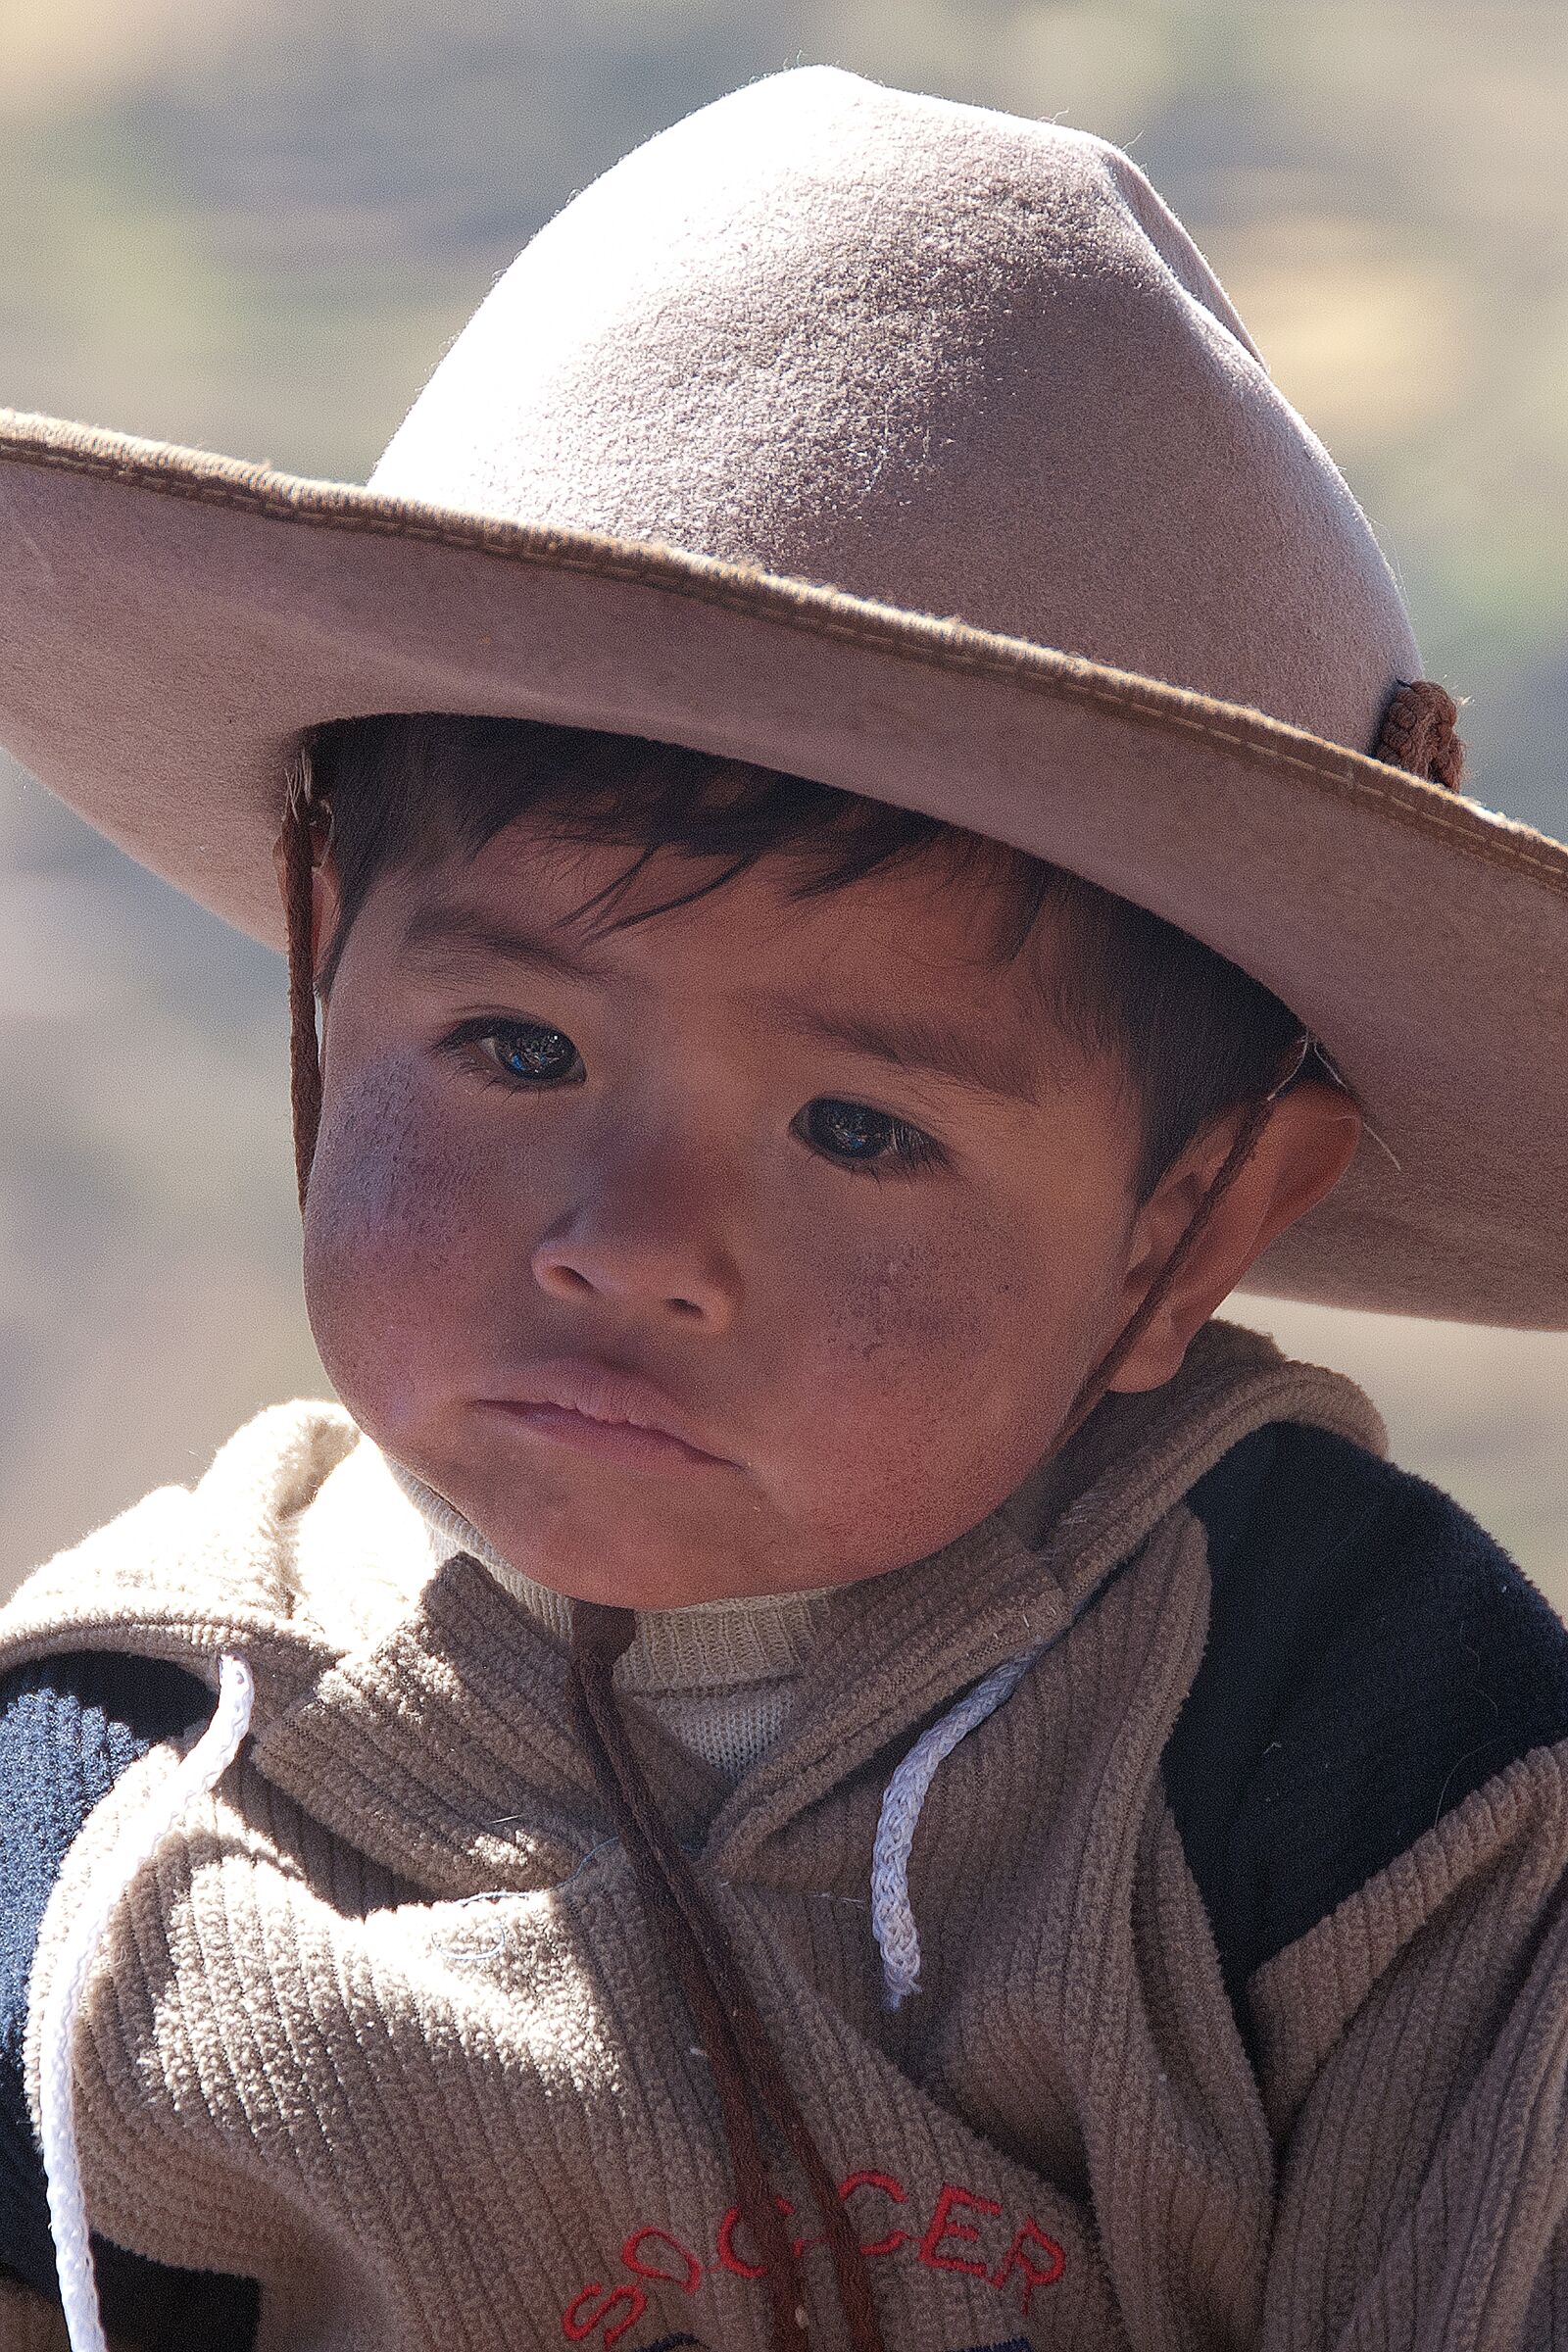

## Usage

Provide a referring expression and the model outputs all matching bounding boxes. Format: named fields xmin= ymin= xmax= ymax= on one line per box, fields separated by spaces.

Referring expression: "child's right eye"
xmin=442 ymin=1017 xmax=586 ymax=1089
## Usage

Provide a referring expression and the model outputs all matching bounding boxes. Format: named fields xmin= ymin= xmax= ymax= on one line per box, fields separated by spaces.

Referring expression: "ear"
xmin=1105 ymin=1077 xmax=1363 ymax=1395
xmin=270 ymin=826 xmax=342 ymax=998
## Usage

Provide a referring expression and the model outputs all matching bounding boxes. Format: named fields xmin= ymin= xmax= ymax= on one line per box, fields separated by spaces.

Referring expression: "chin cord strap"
xmin=566 ymin=1605 xmax=888 ymax=2352
xmin=871 ymin=1022 xmax=1312 ymax=2009
xmin=281 ymin=748 xmax=328 ymax=1214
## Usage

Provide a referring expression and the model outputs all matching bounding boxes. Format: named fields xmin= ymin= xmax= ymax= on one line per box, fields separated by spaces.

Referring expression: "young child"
xmin=2 ymin=64 xmax=1566 ymax=2352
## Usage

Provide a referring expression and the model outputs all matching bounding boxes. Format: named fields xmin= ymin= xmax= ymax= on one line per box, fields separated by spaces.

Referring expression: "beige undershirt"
xmin=383 ymin=1456 xmax=838 ymax=1787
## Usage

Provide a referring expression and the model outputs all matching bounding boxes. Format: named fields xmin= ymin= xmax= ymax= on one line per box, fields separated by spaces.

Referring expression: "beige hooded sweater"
xmin=4 ymin=1319 xmax=1568 ymax=2352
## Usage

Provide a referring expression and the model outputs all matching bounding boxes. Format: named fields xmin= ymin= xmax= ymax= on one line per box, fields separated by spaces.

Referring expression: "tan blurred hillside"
xmin=1 ymin=0 xmax=1565 ymax=1605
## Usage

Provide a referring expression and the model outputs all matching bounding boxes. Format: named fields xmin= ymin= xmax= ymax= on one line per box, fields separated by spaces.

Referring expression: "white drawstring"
xmin=28 ymin=1625 xmax=1044 ymax=2322
xmin=870 ymin=1642 xmax=1046 ymax=2009
xmin=36 ymin=1652 xmax=255 ymax=2352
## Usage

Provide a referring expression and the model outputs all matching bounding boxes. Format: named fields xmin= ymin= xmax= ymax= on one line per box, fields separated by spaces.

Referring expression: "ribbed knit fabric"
xmin=379 ymin=1455 xmax=836 ymax=1787
xmin=0 ymin=1655 xmax=261 ymax=2352
xmin=7 ymin=1322 xmax=1568 ymax=2349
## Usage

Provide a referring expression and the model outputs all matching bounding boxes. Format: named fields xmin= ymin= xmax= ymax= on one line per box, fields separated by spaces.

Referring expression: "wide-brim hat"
xmin=2 ymin=66 xmax=1564 ymax=1325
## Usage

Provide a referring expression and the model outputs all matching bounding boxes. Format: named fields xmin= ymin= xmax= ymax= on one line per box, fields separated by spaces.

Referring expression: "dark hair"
xmin=301 ymin=710 xmax=1303 ymax=1200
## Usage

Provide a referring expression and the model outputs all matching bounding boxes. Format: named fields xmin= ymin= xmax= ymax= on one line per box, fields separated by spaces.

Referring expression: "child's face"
xmin=302 ymin=824 xmax=1162 ymax=1604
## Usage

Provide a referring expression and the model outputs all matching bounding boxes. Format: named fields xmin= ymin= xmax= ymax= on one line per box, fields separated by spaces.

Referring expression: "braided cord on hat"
xmin=280 ymin=752 xmax=327 ymax=1212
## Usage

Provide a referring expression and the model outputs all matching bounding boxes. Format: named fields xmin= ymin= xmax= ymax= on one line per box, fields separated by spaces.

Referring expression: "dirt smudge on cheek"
xmin=786 ymin=1215 xmax=1065 ymax=1571
xmin=826 ymin=1223 xmax=1009 ymax=1374
xmin=302 ymin=1050 xmax=501 ymax=1410
xmin=310 ymin=1054 xmax=476 ymax=1254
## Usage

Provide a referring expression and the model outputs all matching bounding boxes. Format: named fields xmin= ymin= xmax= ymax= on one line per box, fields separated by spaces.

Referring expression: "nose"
xmin=530 ymin=1175 xmax=742 ymax=1335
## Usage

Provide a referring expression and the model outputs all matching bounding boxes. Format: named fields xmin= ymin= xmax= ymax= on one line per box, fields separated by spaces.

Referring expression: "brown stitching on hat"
xmin=5 ymin=423 xmax=1567 ymax=902
xmin=1189 ymin=747 xmax=1568 ymax=895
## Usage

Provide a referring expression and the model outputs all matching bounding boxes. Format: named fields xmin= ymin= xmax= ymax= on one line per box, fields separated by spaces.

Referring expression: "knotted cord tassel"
xmin=1374 ymin=678 xmax=1466 ymax=792
xmin=566 ymin=1599 xmax=887 ymax=2352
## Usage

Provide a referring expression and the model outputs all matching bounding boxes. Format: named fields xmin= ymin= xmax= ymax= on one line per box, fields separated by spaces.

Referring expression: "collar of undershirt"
xmin=383 ymin=1454 xmax=837 ymax=1691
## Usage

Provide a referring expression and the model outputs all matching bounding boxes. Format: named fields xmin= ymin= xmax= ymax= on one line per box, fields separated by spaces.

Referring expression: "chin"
xmin=448 ymin=1477 xmax=740 ymax=1609
xmin=493 ymin=1532 xmax=747 ymax=1611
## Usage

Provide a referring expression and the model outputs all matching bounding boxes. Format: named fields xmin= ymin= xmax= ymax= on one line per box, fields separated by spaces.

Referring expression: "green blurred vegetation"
xmin=1 ymin=0 xmax=1565 ymax=1596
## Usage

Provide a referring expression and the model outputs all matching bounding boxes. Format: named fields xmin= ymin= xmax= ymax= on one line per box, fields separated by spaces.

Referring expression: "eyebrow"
xmin=399 ymin=901 xmax=1043 ymax=1106
xmin=399 ymin=903 xmax=615 ymax=988
xmin=747 ymin=994 xmax=1045 ymax=1108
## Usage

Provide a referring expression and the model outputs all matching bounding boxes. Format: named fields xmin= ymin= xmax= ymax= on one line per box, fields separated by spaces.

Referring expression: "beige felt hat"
xmin=1 ymin=66 xmax=1564 ymax=1325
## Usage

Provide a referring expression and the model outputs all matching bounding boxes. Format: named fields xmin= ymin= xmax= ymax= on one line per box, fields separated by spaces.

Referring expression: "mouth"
xmin=475 ymin=1357 xmax=740 ymax=1476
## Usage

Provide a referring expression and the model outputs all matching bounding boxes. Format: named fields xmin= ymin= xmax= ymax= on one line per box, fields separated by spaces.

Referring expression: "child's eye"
xmin=443 ymin=1017 xmax=586 ymax=1088
xmin=795 ymin=1097 xmax=944 ymax=1175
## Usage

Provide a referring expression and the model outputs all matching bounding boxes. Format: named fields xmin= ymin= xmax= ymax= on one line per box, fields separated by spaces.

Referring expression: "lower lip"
xmin=478 ymin=1400 xmax=734 ymax=1475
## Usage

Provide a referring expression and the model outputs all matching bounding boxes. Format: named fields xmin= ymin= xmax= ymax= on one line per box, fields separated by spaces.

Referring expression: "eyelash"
xmin=795 ymin=1098 xmax=944 ymax=1179
xmin=436 ymin=1017 xmax=947 ymax=1178
xmin=442 ymin=1014 xmax=586 ymax=1091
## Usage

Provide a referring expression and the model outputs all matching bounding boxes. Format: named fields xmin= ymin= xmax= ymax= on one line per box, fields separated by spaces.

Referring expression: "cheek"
xmin=823 ymin=1228 xmax=999 ymax=1367
xmin=775 ymin=1201 xmax=1113 ymax=1565
xmin=302 ymin=1052 xmax=498 ymax=1415
xmin=791 ymin=1223 xmax=1027 ymax=1481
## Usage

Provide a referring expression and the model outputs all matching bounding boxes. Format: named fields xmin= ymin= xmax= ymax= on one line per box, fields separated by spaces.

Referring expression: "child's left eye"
xmin=443 ymin=1017 xmax=586 ymax=1088
xmin=794 ymin=1097 xmax=943 ymax=1175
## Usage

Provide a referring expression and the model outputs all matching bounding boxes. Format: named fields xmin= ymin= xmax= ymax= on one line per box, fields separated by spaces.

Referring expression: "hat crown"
xmin=369 ymin=66 xmax=1418 ymax=752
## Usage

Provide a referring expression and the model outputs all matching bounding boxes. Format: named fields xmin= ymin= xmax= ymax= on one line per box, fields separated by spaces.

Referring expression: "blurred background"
xmin=2 ymin=0 xmax=1565 ymax=1605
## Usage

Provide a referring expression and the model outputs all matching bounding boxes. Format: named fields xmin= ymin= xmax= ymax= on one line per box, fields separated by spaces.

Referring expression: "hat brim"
xmin=4 ymin=407 xmax=1565 ymax=1327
